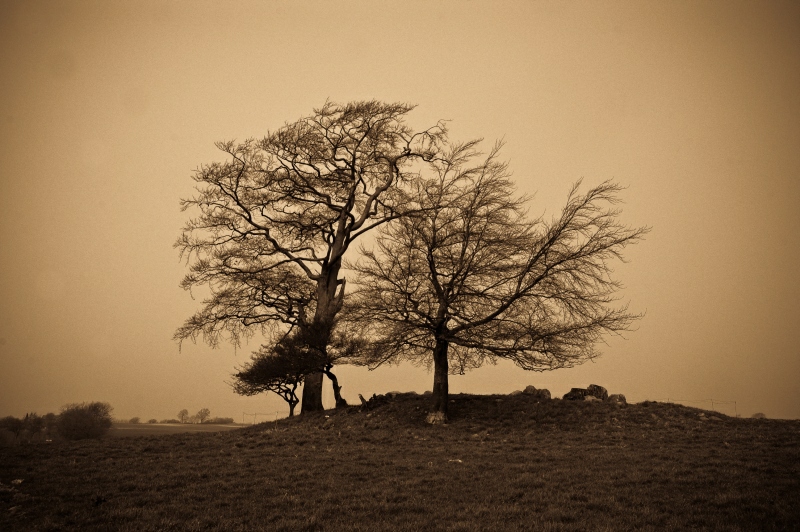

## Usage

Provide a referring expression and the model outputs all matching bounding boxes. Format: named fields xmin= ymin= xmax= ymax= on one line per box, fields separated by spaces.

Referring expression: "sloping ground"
xmin=2 ymin=394 xmax=798 ymax=531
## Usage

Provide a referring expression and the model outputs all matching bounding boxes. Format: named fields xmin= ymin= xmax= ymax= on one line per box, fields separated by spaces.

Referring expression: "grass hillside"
xmin=2 ymin=393 xmax=798 ymax=531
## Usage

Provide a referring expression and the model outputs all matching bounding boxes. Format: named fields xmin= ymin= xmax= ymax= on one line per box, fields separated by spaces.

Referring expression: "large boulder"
xmin=607 ymin=394 xmax=627 ymax=405
xmin=563 ymin=388 xmax=587 ymax=400
xmin=586 ymin=384 xmax=608 ymax=401
xmin=523 ymin=386 xmax=551 ymax=400
xmin=751 ymin=412 xmax=766 ymax=419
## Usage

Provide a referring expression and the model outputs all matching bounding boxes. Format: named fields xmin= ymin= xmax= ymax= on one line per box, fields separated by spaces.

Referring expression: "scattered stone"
xmin=563 ymin=388 xmax=588 ymax=400
xmin=423 ymin=391 xmax=433 ymax=396
xmin=751 ymin=412 xmax=766 ymax=419
xmin=509 ymin=390 xmax=523 ymax=396
xmin=584 ymin=395 xmax=601 ymax=402
xmin=426 ymin=412 xmax=447 ymax=425
xmin=607 ymin=394 xmax=627 ymax=405
xmin=586 ymin=384 xmax=608 ymax=401
xmin=358 ymin=393 xmax=390 ymax=411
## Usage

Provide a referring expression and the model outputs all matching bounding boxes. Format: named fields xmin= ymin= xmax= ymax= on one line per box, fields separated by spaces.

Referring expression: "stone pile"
xmin=562 ymin=384 xmax=627 ymax=405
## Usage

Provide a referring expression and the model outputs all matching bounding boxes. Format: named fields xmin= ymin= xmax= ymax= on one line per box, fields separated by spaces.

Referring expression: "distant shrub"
xmin=148 ymin=419 xmax=158 ymax=424
xmin=0 ymin=416 xmax=25 ymax=443
xmin=751 ymin=412 xmax=767 ymax=419
xmin=42 ymin=413 xmax=58 ymax=440
xmin=57 ymin=402 xmax=113 ymax=441
xmin=23 ymin=413 xmax=44 ymax=441
xmin=129 ymin=417 xmax=141 ymax=424
xmin=160 ymin=419 xmax=180 ymax=424
xmin=209 ymin=417 xmax=235 ymax=424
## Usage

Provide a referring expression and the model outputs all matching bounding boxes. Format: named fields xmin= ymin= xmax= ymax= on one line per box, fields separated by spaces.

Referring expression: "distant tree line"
xmin=0 ymin=402 xmax=113 ymax=443
xmin=125 ymin=409 xmax=234 ymax=425
xmin=1 ymin=404 xmax=238 ymax=444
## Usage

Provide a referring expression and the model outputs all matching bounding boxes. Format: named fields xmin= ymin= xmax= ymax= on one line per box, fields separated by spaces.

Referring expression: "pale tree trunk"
xmin=428 ymin=337 xmax=450 ymax=424
xmin=300 ymin=262 xmax=344 ymax=413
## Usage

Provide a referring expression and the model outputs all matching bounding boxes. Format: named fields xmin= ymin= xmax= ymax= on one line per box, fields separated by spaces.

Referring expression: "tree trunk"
xmin=300 ymin=262 xmax=344 ymax=413
xmin=428 ymin=337 xmax=450 ymax=424
xmin=288 ymin=401 xmax=296 ymax=417
xmin=301 ymin=372 xmax=325 ymax=413
xmin=324 ymin=367 xmax=348 ymax=408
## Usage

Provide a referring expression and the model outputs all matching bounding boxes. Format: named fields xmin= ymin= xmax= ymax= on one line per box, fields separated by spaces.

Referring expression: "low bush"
xmin=207 ymin=417 xmax=235 ymax=424
xmin=56 ymin=402 xmax=113 ymax=441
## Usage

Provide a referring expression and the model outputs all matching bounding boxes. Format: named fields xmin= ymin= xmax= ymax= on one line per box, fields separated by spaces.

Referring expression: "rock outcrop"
xmin=586 ymin=384 xmax=608 ymax=401
xmin=523 ymin=385 xmax=551 ymax=400
xmin=563 ymin=388 xmax=588 ymax=400
xmin=607 ymin=394 xmax=627 ymax=405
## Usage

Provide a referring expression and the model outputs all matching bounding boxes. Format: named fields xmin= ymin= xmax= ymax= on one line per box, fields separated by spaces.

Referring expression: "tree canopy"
xmin=345 ymin=141 xmax=648 ymax=421
xmin=176 ymin=101 xmax=446 ymax=412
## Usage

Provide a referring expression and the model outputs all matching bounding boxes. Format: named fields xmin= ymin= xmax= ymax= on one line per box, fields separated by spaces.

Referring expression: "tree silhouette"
xmin=232 ymin=322 xmax=365 ymax=414
xmin=346 ymin=141 xmax=648 ymax=422
xmin=177 ymin=101 xmax=445 ymax=412
xmin=196 ymin=408 xmax=211 ymax=424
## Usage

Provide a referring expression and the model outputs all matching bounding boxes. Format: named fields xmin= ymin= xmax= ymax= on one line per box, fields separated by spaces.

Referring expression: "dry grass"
xmin=1 ymin=394 xmax=798 ymax=531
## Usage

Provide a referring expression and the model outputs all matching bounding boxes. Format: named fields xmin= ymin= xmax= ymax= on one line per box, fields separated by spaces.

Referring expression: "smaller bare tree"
xmin=196 ymin=408 xmax=211 ymax=424
xmin=347 ymin=141 xmax=648 ymax=422
xmin=177 ymin=409 xmax=190 ymax=424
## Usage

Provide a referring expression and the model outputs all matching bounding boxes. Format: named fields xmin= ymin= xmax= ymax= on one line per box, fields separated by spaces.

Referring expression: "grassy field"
xmin=1 ymin=394 xmax=798 ymax=531
xmin=109 ymin=423 xmax=243 ymax=438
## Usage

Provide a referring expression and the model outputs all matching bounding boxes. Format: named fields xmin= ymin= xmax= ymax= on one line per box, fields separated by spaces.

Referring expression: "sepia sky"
xmin=1 ymin=0 xmax=798 ymax=421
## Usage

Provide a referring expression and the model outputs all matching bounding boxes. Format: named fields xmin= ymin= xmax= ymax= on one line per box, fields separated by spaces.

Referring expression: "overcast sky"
xmin=1 ymin=0 xmax=798 ymax=421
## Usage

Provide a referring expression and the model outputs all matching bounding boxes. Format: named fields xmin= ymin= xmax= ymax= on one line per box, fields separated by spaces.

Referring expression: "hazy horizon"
xmin=1 ymin=0 xmax=798 ymax=421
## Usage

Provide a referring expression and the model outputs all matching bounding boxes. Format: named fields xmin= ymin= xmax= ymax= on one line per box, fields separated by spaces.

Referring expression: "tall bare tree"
xmin=176 ymin=101 xmax=445 ymax=412
xmin=346 ymin=141 xmax=648 ymax=422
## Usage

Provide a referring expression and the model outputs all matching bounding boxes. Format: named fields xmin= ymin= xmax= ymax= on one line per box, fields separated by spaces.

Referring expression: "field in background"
xmin=109 ymin=423 xmax=242 ymax=438
xmin=2 ymin=394 xmax=798 ymax=530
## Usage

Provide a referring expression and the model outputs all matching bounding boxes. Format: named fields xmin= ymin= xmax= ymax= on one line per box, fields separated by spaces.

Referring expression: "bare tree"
xmin=196 ymin=408 xmax=211 ymax=424
xmin=346 ymin=141 xmax=648 ymax=422
xmin=177 ymin=409 xmax=189 ymax=424
xmin=176 ymin=101 xmax=445 ymax=413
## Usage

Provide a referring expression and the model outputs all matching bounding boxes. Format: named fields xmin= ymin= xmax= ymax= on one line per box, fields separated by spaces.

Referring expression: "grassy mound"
xmin=2 ymin=394 xmax=798 ymax=530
